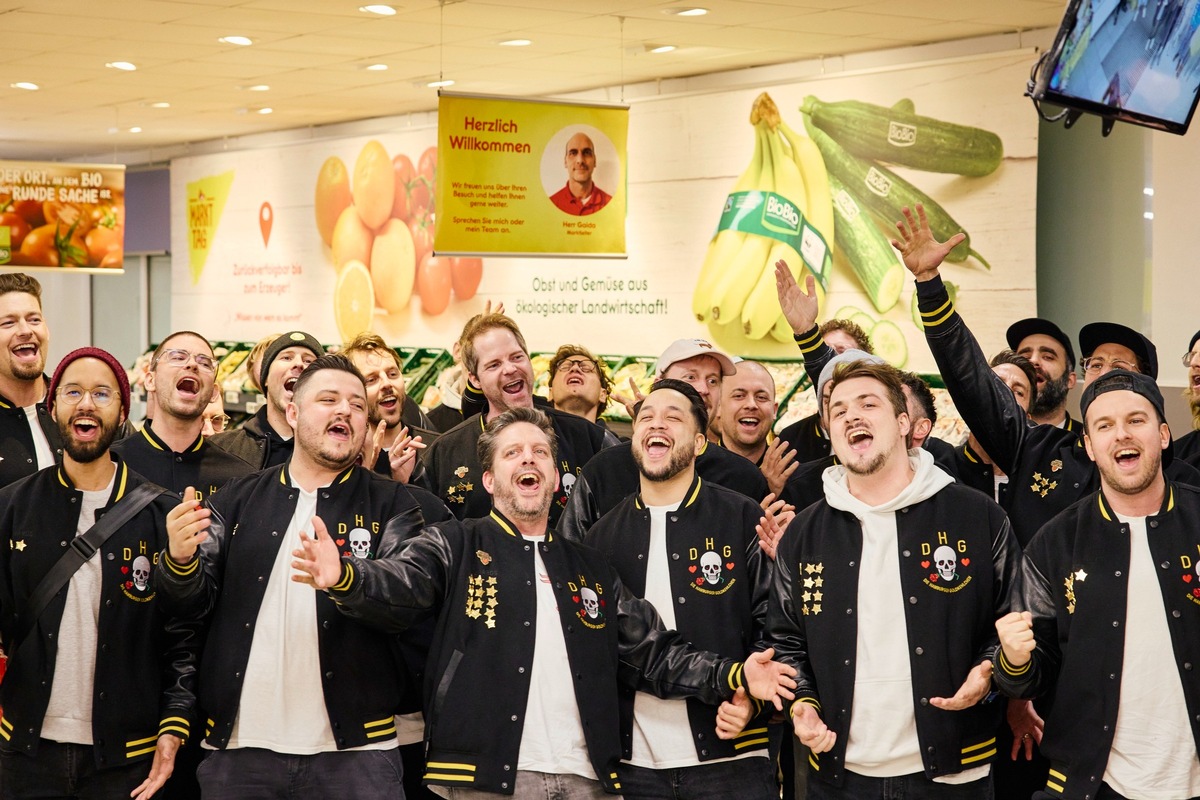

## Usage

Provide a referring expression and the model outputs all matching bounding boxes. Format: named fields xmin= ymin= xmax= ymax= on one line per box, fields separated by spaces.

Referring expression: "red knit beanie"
xmin=47 ymin=346 xmax=131 ymax=414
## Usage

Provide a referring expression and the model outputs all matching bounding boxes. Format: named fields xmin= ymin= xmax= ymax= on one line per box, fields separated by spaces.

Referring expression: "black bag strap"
xmin=13 ymin=482 xmax=161 ymax=649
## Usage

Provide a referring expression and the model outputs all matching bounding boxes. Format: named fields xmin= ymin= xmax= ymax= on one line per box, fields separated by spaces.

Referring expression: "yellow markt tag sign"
xmin=186 ymin=171 xmax=235 ymax=284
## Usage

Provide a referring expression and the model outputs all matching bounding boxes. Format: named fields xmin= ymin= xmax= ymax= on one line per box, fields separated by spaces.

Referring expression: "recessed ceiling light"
xmin=257 ymin=107 xmax=274 ymax=115
xmin=499 ymin=39 xmax=531 ymax=47
xmin=427 ymin=79 xmax=455 ymax=88
xmin=665 ymin=7 xmax=708 ymax=16
xmin=247 ymin=84 xmax=270 ymax=91
xmin=649 ymin=45 xmax=676 ymax=53
xmin=219 ymin=35 xmax=253 ymax=46
xmin=364 ymin=63 xmax=389 ymax=71
xmin=129 ymin=126 xmax=143 ymax=133
xmin=359 ymin=4 xmax=396 ymax=15
xmin=10 ymin=81 xmax=39 ymax=91
xmin=106 ymin=61 xmax=137 ymax=71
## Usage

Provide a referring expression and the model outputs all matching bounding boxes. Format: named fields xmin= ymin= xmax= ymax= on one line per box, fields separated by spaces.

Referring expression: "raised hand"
xmin=890 ymin=204 xmax=965 ymax=282
xmin=742 ymin=648 xmax=798 ymax=711
xmin=290 ymin=516 xmax=344 ymax=590
xmin=387 ymin=426 xmax=426 ymax=484
xmin=166 ymin=487 xmax=209 ymax=564
xmin=775 ymin=260 xmax=819 ymax=335
xmin=760 ymin=438 xmax=799 ymax=499
xmin=755 ymin=494 xmax=795 ymax=561
xmin=995 ymin=610 xmax=1036 ymax=668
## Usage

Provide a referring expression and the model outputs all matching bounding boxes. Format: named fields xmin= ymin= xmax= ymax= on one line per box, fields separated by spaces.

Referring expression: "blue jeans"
xmin=806 ymin=769 xmax=993 ymax=800
xmin=447 ymin=770 xmax=609 ymax=799
xmin=195 ymin=747 xmax=404 ymax=799
xmin=616 ymin=757 xmax=777 ymax=800
xmin=0 ymin=739 xmax=150 ymax=800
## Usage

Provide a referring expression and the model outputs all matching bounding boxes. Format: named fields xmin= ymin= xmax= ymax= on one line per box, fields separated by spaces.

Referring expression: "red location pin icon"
xmin=259 ymin=202 xmax=273 ymax=247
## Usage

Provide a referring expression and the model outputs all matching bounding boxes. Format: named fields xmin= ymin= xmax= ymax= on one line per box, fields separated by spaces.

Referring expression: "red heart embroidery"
xmin=336 ymin=539 xmax=345 ymax=546
xmin=572 ymin=595 xmax=580 ymax=603
xmin=695 ymin=577 xmax=704 ymax=586
xmin=1185 ymin=574 xmax=1194 ymax=583
xmin=921 ymin=560 xmax=930 ymax=569
xmin=929 ymin=574 xmax=938 ymax=582
xmin=121 ymin=565 xmax=129 ymax=574
xmin=1193 ymin=588 xmax=1200 ymax=598
xmin=726 ymin=562 xmax=735 ymax=570
xmin=961 ymin=558 xmax=970 ymax=567
xmin=688 ymin=565 xmax=697 ymax=573
xmin=600 ymin=599 xmax=606 ymax=607
xmin=125 ymin=580 xmax=133 ymax=589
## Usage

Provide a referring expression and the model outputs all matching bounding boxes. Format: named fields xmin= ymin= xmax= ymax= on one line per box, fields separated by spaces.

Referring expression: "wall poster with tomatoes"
xmin=0 ymin=161 xmax=125 ymax=272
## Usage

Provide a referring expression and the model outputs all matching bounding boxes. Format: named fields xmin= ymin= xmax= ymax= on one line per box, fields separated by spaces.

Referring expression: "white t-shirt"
xmin=42 ymin=474 xmax=114 ymax=744
xmin=516 ymin=535 xmax=596 ymax=779
xmin=226 ymin=483 xmax=394 ymax=754
xmin=1104 ymin=515 xmax=1200 ymax=798
xmin=25 ymin=404 xmax=55 ymax=469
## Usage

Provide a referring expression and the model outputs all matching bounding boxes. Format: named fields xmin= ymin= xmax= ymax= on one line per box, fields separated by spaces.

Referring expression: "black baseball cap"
xmin=1078 ymin=322 xmax=1158 ymax=380
xmin=1006 ymin=318 xmax=1075 ymax=372
xmin=1189 ymin=330 xmax=1200 ymax=353
xmin=1080 ymin=369 xmax=1172 ymax=465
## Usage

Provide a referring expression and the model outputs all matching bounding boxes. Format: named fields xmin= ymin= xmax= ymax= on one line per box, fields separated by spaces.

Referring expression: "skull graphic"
xmin=934 ymin=545 xmax=957 ymax=582
xmin=132 ymin=555 xmax=151 ymax=592
xmin=561 ymin=472 xmax=577 ymax=497
xmin=348 ymin=528 xmax=371 ymax=560
xmin=700 ymin=551 xmax=722 ymax=585
xmin=580 ymin=586 xmax=600 ymax=618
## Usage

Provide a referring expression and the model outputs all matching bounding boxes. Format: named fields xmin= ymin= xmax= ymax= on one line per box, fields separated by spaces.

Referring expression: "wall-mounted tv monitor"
xmin=1032 ymin=0 xmax=1200 ymax=134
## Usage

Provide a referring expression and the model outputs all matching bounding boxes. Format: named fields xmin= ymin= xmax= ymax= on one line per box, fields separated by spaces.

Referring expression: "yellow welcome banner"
xmin=435 ymin=92 xmax=628 ymax=257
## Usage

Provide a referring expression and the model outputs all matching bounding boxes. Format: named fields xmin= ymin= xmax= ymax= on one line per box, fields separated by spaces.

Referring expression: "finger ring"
xmin=1022 ymin=734 xmax=1031 ymax=740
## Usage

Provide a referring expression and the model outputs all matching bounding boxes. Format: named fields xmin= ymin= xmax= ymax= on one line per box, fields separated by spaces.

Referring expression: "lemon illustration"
xmin=334 ymin=259 xmax=375 ymax=342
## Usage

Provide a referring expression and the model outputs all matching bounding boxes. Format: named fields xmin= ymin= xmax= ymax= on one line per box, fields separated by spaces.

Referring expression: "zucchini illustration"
xmin=801 ymin=96 xmax=1003 ymax=177
xmin=803 ymin=114 xmax=990 ymax=270
xmin=828 ymin=174 xmax=904 ymax=313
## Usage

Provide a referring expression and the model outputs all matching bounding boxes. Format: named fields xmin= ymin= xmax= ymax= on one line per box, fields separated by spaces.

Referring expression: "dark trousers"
xmin=616 ymin=757 xmax=777 ymax=800
xmin=0 ymin=739 xmax=150 ymax=800
xmin=806 ymin=769 xmax=993 ymax=800
xmin=195 ymin=746 xmax=404 ymax=799
xmin=399 ymin=741 xmax=439 ymax=800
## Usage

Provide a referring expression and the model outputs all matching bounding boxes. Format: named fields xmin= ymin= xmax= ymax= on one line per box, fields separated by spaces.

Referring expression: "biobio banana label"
xmin=715 ymin=191 xmax=830 ymax=288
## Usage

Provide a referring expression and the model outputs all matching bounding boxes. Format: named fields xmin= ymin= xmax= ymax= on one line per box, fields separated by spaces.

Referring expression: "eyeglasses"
xmin=555 ymin=357 xmax=598 ymax=375
xmin=56 ymin=384 xmax=117 ymax=407
xmin=205 ymin=414 xmax=232 ymax=432
xmin=155 ymin=348 xmax=216 ymax=373
xmin=1183 ymin=352 xmax=1200 ymax=368
xmin=1080 ymin=356 xmax=1137 ymax=375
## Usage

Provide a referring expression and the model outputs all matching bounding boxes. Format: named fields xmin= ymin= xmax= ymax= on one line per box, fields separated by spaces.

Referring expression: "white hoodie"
xmin=821 ymin=448 xmax=985 ymax=783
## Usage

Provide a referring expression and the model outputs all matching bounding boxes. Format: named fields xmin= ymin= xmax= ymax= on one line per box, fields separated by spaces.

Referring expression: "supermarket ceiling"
xmin=0 ymin=0 xmax=1064 ymax=162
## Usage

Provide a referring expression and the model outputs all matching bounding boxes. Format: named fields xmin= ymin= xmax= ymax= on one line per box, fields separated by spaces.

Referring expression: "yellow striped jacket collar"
xmin=139 ymin=419 xmax=204 ymax=454
xmin=634 ymin=473 xmax=703 ymax=511
xmin=1096 ymin=483 xmax=1176 ymax=522
xmin=489 ymin=508 xmax=552 ymax=541
xmin=56 ymin=456 xmax=130 ymax=505
xmin=0 ymin=374 xmax=51 ymax=410
xmin=276 ymin=462 xmax=356 ymax=488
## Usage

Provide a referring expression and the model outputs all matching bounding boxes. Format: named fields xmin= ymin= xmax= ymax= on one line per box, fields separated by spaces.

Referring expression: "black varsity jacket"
xmin=764 ymin=481 xmax=1020 ymax=785
xmin=0 ymin=456 xmax=198 ymax=767
xmin=993 ymin=483 xmax=1200 ymax=800
xmin=326 ymin=509 xmax=751 ymax=795
xmin=584 ymin=474 xmax=773 ymax=761
xmin=0 ymin=383 xmax=62 ymax=489
xmin=557 ymin=440 xmax=768 ymax=543
xmin=209 ymin=406 xmax=293 ymax=471
xmin=112 ymin=420 xmax=255 ymax=500
xmin=154 ymin=462 xmax=425 ymax=750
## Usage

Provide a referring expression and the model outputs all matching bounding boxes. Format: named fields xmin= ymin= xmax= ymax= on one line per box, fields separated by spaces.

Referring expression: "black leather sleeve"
xmin=154 ymin=500 xmax=231 ymax=620
xmin=327 ymin=525 xmax=456 ymax=634
xmin=915 ymin=274 xmax=1030 ymax=476
xmin=556 ymin=471 xmax=599 ymax=543
xmin=615 ymin=579 xmax=737 ymax=707
xmin=979 ymin=512 xmax=1022 ymax=666
xmin=992 ymin=548 xmax=1060 ymax=699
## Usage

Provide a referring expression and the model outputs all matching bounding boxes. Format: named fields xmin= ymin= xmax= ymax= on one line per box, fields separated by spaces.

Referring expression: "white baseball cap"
xmin=654 ymin=338 xmax=736 ymax=378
